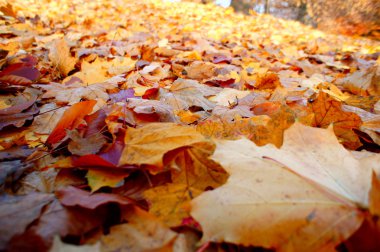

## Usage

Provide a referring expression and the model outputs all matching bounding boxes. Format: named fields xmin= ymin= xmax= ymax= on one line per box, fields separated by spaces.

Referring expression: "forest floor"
xmin=1 ymin=0 xmax=380 ymax=251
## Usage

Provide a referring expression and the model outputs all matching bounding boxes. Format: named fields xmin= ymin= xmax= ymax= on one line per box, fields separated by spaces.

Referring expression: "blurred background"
xmin=178 ymin=0 xmax=380 ymax=39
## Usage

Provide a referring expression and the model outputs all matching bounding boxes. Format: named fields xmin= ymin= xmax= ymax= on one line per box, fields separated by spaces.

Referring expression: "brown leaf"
xmin=8 ymin=199 xmax=107 ymax=252
xmin=0 ymin=193 xmax=54 ymax=250
xmin=56 ymin=186 xmax=133 ymax=209
xmin=160 ymin=78 xmax=220 ymax=111
xmin=67 ymin=129 xmax=106 ymax=156
xmin=306 ymin=91 xmax=362 ymax=149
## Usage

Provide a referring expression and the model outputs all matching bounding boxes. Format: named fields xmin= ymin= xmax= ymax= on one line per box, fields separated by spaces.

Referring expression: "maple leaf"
xmin=191 ymin=123 xmax=375 ymax=250
xmin=46 ymin=100 xmax=96 ymax=146
xmin=0 ymin=55 xmax=40 ymax=85
xmin=38 ymin=75 xmax=121 ymax=106
xmin=30 ymin=103 xmax=66 ymax=135
xmin=101 ymin=207 xmax=177 ymax=252
xmin=184 ymin=61 xmax=217 ymax=80
xmin=253 ymin=72 xmax=282 ymax=90
xmin=306 ymin=91 xmax=362 ymax=149
xmin=67 ymin=129 xmax=106 ymax=156
xmin=0 ymin=193 xmax=54 ymax=250
xmin=9 ymin=199 xmax=107 ymax=251
xmin=208 ymin=88 xmax=250 ymax=106
xmin=126 ymin=98 xmax=178 ymax=123
xmin=0 ymin=88 xmax=40 ymax=130
xmin=86 ymin=169 xmax=130 ymax=192
xmin=159 ymin=78 xmax=221 ymax=112
xmin=144 ymin=142 xmax=227 ymax=227
xmin=336 ymin=65 xmax=379 ymax=96
xmin=198 ymin=105 xmax=295 ymax=147
xmin=56 ymin=186 xmax=133 ymax=209
xmin=67 ymin=57 xmax=134 ymax=85
xmin=118 ymin=123 xmax=207 ymax=170
xmin=144 ymin=183 xmax=201 ymax=228
xmin=48 ymin=38 xmax=76 ymax=77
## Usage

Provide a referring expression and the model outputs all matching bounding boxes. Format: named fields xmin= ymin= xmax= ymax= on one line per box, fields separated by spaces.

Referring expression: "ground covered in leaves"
xmin=1 ymin=0 xmax=380 ymax=251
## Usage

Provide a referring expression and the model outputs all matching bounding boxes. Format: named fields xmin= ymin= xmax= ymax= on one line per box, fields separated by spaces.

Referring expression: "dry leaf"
xmin=101 ymin=207 xmax=177 ymax=252
xmin=48 ymin=38 xmax=76 ymax=77
xmin=306 ymin=91 xmax=362 ymax=149
xmin=118 ymin=123 xmax=207 ymax=169
xmin=191 ymin=129 xmax=364 ymax=250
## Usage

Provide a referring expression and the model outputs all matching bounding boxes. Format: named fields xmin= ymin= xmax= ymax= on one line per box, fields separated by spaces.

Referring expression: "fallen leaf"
xmin=118 ymin=123 xmax=207 ymax=169
xmin=0 ymin=88 xmax=40 ymax=130
xmin=184 ymin=61 xmax=216 ymax=80
xmin=126 ymin=98 xmax=178 ymax=123
xmin=208 ymin=88 xmax=250 ymax=106
xmin=306 ymin=91 xmax=362 ymax=149
xmin=48 ymin=38 xmax=76 ymax=77
xmin=244 ymin=122 xmax=377 ymax=207
xmin=38 ymin=77 xmax=119 ymax=106
xmin=370 ymin=171 xmax=380 ymax=216
xmin=0 ymin=193 xmax=54 ymax=250
xmin=336 ymin=65 xmax=379 ymax=96
xmin=253 ymin=72 xmax=282 ymax=90
xmin=144 ymin=183 xmax=201 ymax=228
xmin=160 ymin=78 xmax=220 ymax=111
xmin=198 ymin=105 xmax=294 ymax=147
xmin=8 ymin=199 xmax=107 ymax=251
xmin=86 ymin=169 xmax=129 ymax=192
xmin=50 ymin=236 xmax=101 ymax=252
xmin=46 ymin=100 xmax=96 ymax=146
xmin=67 ymin=129 xmax=106 ymax=156
xmin=101 ymin=207 xmax=177 ymax=252
xmin=145 ymin=142 xmax=227 ymax=226
xmin=56 ymin=186 xmax=133 ymax=209
xmin=191 ymin=132 xmax=364 ymax=250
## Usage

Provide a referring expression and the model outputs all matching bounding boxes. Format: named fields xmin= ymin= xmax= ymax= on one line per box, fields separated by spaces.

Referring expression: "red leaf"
xmin=46 ymin=100 xmax=96 ymax=146
xmin=0 ymin=64 xmax=40 ymax=82
xmin=72 ymin=132 xmax=127 ymax=168
xmin=0 ymin=75 xmax=32 ymax=86
xmin=56 ymin=186 xmax=133 ymax=209
xmin=73 ymin=154 xmax=116 ymax=168
xmin=142 ymin=87 xmax=159 ymax=99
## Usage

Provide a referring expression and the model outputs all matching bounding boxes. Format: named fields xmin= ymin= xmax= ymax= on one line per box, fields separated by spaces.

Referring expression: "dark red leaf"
xmin=84 ymin=109 xmax=107 ymax=137
xmin=0 ymin=63 xmax=40 ymax=81
xmin=73 ymin=131 xmax=126 ymax=167
xmin=73 ymin=154 xmax=116 ymax=168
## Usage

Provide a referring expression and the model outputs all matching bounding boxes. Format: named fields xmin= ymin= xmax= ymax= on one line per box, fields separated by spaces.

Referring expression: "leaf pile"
xmin=1 ymin=0 xmax=380 ymax=251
